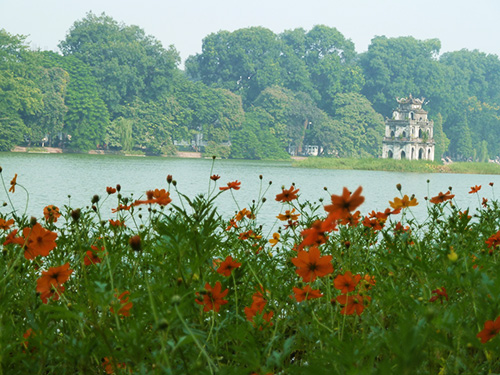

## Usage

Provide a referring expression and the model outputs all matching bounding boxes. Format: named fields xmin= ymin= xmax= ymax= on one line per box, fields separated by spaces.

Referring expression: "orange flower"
xmin=9 ymin=174 xmax=17 ymax=193
xmin=235 ymin=208 xmax=254 ymax=221
xmin=485 ymin=230 xmax=500 ymax=249
xmin=226 ymin=218 xmax=238 ymax=231
xmin=210 ymin=174 xmax=220 ymax=181
xmin=238 ymin=230 xmax=261 ymax=240
xmin=299 ymin=220 xmax=329 ymax=250
xmin=334 ymin=271 xmax=361 ymax=294
xmin=220 ymin=180 xmax=241 ymax=191
xmin=324 ymin=186 xmax=365 ymax=220
xmin=102 ymin=357 xmax=128 ymax=374
xmin=339 ymin=210 xmax=361 ymax=226
xmin=429 ymin=287 xmax=448 ymax=304
xmin=291 ymin=246 xmax=333 ymax=282
xmin=216 ymin=256 xmax=242 ymax=277
xmin=275 ymin=185 xmax=299 ymax=202
xmin=196 ymin=281 xmax=229 ymax=312
xmin=84 ymin=245 xmax=104 ymax=266
xmin=106 ymin=186 xmax=117 ymax=194
xmin=477 ymin=316 xmax=500 ymax=343
xmin=269 ymin=232 xmax=280 ymax=247
xmin=133 ymin=189 xmax=171 ymax=206
xmin=244 ymin=290 xmax=273 ymax=329
xmin=0 ymin=218 xmax=14 ymax=230
xmin=109 ymin=219 xmax=125 ymax=227
xmin=469 ymin=185 xmax=481 ymax=194
xmin=111 ymin=204 xmax=131 ymax=213
xmin=336 ymin=294 xmax=369 ymax=315
xmin=43 ymin=205 xmax=61 ymax=223
xmin=2 ymin=229 xmax=24 ymax=246
xmin=36 ymin=263 xmax=73 ymax=304
xmin=110 ymin=290 xmax=133 ymax=317
xmin=362 ymin=216 xmax=385 ymax=231
xmin=292 ymin=285 xmax=323 ymax=302
xmin=22 ymin=223 xmax=58 ymax=260
xmin=430 ymin=191 xmax=454 ymax=204
xmin=276 ymin=208 xmax=300 ymax=221
xmin=389 ymin=195 xmax=418 ymax=209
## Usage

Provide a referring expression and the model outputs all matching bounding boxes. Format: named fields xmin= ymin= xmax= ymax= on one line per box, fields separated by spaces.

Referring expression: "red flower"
xmin=216 ymin=256 xmax=242 ymax=277
xmin=275 ymin=185 xmax=299 ymax=202
xmin=43 ymin=205 xmax=61 ymax=223
xmin=36 ymin=263 xmax=73 ymax=304
xmin=22 ymin=223 xmax=58 ymax=260
xmin=210 ymin=174 xmax=220 ymax=181
xmin=334 ymin=271 xmax=361 ymax=294
xmin=429 ymin=287 xmax=449 ymax=304
xmin=469 ymin=185 xmax=481 ymax=194
xmin=477 ymin=316 xmax=500 ymax=343
xmin=291 ymin=246 xmax=333 ymax=282
xmin=430 ymin=191 xmax=454 ymax=204
xmin=336 ymin=294 xmax=370 ymax=315
xmin=196 ymin=281 xmax=229 ymax=312
xmin=220 ymin=180 xmax=241 ymax=191
xmin=292 ymin=285 xmax=323 ymax=302
xmin=110 ymin=290 xmax=133 ymax=317
xmin=106 ymin=186 xmax=117 ymax=194
xmin=324 ymin=186 xmax=365 ymax=220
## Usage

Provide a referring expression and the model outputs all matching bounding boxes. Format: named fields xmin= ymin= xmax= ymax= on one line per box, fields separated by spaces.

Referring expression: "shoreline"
xmin=9 ymin=147 xmax=500 ymax=175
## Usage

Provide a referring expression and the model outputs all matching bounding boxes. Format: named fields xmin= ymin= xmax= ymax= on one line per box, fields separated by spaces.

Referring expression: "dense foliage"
xmin=2 ymin=14 xmax=500 ymax=160
xmin=1 ymin=165 xmax=500 ymax=373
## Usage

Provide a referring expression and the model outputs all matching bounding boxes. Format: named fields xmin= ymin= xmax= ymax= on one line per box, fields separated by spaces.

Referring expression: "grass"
xmin=294 ymin=157 xmax=500 ymax=174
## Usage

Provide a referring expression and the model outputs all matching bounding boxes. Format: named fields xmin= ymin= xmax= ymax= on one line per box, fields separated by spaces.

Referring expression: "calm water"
xmin=0 ymin=152 xmax=498 ymax=226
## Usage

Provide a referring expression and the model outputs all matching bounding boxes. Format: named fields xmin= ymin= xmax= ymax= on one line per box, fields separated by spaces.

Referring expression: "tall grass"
xmin=294 ymin=157 xmax=500 ymax=174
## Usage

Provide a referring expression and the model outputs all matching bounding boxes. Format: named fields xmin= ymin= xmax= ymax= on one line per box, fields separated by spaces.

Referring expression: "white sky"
xmin=1 ymin=0 xmax=499 ymax=66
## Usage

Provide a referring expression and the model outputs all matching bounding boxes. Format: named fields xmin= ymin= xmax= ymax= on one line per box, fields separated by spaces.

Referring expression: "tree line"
xmin=1 ymin=12 xmax=500 ymax=161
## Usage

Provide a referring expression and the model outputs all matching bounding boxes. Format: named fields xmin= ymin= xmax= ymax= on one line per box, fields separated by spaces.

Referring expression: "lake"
xmin=0 ymin=152 xmax=498 ymax=227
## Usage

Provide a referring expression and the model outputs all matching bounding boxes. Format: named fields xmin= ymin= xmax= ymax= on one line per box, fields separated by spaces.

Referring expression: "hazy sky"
xmin=1 ymin=0 xmax=499 ymax=65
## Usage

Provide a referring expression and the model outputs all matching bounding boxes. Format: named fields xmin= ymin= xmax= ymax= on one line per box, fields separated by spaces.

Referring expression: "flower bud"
xmin=129 ymin=235 xmax=142 ymax=251
xmin=166 ymin=175 xmax=173 ymax=184
xmin=396 ymin=183 xmax=402 ymax=191
xmin=91 ymin=195 xmax=100 ymax=204
xmin=30 ymin=216 xmax=37 ymax=226
xmin=71 ymin=209 xmax=81 ymax=222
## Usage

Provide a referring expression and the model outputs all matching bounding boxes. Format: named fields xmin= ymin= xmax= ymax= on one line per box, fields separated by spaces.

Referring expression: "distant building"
xmin=382 ymin=95 xmax=435 ymax=160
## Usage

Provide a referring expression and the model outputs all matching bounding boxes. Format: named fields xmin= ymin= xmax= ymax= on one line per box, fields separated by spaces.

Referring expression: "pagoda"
xmin=382 ymin=95 xmax=435 ymax=160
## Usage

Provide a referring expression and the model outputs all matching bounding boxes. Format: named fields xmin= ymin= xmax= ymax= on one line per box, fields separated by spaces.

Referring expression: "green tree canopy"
xmin=59 ymin=12 xmax=180 ymax=116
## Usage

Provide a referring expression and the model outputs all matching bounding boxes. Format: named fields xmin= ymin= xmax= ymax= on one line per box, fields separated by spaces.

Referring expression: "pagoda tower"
xmin=382 ymin=94 xmax=435 ymax=160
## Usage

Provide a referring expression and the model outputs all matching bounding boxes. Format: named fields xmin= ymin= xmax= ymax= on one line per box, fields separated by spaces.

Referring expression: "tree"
xmin=187 ymin=27 xmax=284 ymax=103
xmin=432 ymin=113 xmax=449 ymax=161
xmin=0 ymin=30 xmax=43 ymax=150
xmin=59 ymin=12 xmax=180 ymax=116
xmin=360 ymin=36 xmax=444 ymax=117
xmin=45 ymin=53 xmax=110 ymax=151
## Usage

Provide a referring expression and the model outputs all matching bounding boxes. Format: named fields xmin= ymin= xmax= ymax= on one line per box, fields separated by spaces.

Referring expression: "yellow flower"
xmin=269 ymin=232 xmax=280 ymax=247
xmin=447 ymin=248 xmax=458 ymax=262
xmin=389 ymin=195 xmax=418 ymax=209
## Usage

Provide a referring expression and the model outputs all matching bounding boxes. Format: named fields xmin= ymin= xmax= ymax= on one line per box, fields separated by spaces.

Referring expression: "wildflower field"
xmin=1 ymin=163 xmax=500 ymax=374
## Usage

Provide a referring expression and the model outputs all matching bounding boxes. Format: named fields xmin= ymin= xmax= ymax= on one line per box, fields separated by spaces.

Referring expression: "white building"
xmin=382 ymin=95 xmax=435 ymax=161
